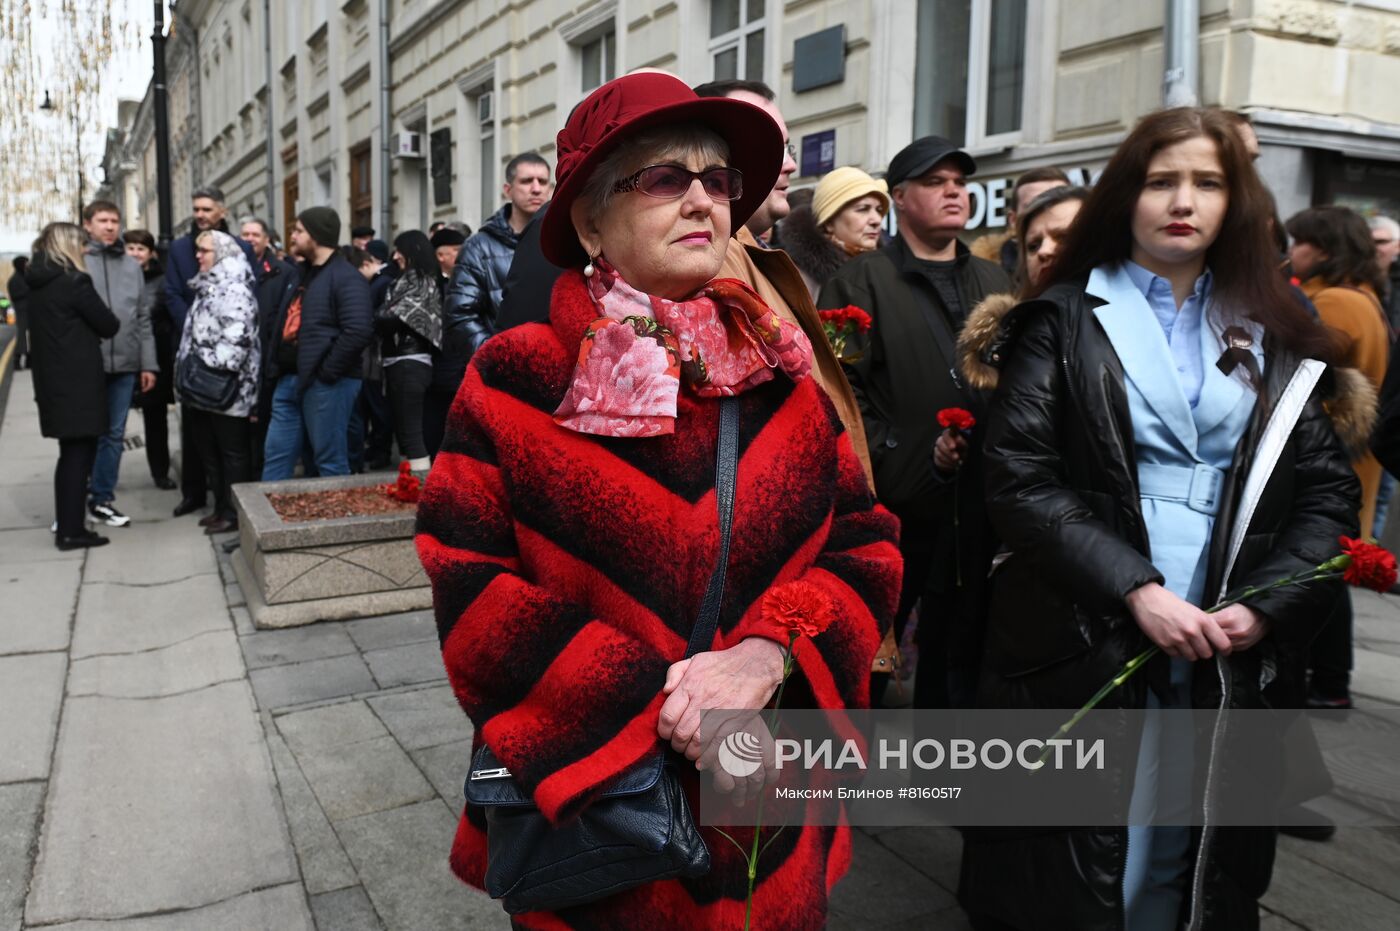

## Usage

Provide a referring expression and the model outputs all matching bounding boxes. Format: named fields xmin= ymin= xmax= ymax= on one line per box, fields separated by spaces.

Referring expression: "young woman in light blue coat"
xmin=961 ymin=108 xmax=1364 ymax=931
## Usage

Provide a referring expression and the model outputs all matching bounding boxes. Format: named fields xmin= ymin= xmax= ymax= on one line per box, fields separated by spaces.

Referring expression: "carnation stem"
xmin=742 ymin=632 xmax=799 ymax=931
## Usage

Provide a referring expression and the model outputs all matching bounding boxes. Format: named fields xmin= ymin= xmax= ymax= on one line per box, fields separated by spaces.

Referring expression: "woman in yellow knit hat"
xmin=780 ymin=166 xmax=889 ymax=299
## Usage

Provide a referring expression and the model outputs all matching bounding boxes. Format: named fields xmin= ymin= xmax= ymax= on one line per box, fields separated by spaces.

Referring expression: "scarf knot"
xmin=553 ymin=261 xmax=812 ymax=437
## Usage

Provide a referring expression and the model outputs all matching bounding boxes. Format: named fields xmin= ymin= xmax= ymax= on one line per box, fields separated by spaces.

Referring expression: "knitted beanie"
xmin=298 ymin=206 xmax=341 ymax=248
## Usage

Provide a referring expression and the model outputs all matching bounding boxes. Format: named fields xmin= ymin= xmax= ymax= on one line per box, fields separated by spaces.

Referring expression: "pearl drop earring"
xmin=583 ymin=257 xmax=595 ymax=278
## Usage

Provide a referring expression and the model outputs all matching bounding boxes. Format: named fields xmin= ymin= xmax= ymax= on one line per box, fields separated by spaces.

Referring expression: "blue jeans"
xmin=260 ymin=375 xmax=307 ymax=481
xmin=1375 ymin=471 xmax=1396 ymax=537
xmin=304 ymin=377 xmax=361 ymax=477
xmin=89 ymin=372 xmax=137 ymax=504
xmin=260 ymin=374 xmax=361 ymax=481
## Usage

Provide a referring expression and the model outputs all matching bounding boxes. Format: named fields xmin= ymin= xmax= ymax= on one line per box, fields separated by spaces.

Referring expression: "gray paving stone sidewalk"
xmin=4 ymin=364 xmax=1400 ymax=930
xmin=2 ymin=371 xmax=312 ymax=931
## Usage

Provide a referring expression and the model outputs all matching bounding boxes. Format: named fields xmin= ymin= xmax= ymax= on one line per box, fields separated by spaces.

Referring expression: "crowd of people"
xmin=5 ymin=145 xmax=551 ymax=544
xmin=8 ymin=69 xmax=1400 ymax=930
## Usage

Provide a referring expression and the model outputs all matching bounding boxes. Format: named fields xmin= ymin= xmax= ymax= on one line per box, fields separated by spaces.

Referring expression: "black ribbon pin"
xmin=1216 ymin=325 xmax=1262 ymax=389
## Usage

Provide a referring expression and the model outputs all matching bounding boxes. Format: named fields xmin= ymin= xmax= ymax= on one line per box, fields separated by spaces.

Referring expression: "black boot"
xmin=56 ymin=530 xmax=110 ymax=551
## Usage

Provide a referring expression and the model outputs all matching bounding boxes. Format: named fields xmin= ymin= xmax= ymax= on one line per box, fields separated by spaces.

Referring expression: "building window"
xmin=580 ymin=30 xmax=616 ymax=93
xmin=349 ymin=141 xmax=373 ymax=232
xmin=709 ymin=0 xmax=766 ymax=83
xmin=914 ymin=0 xmax=1026 ymax=147
xmin=282 ymin=170 xmax=298 ymax=238
xmin=429 ymin=128 xmax=453 ymax=208
xmin=476 ymin=89 xmax=496 ymax=222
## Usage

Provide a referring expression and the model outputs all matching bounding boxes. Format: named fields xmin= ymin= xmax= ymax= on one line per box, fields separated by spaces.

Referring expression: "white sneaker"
xmin=88 ymin=502 xmax=132 ymax=527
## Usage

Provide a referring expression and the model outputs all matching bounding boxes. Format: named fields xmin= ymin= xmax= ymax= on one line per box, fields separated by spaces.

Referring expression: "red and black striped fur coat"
xmin=416 ymin=269 xmax=902 ymax=929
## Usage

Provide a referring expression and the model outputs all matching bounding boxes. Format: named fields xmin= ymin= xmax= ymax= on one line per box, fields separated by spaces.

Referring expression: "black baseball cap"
xmin=886 ymin=136 xmax=977 ymax=187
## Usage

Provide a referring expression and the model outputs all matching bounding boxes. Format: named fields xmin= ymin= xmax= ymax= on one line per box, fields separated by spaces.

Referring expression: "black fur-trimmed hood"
xmin=778 ymin=204 xmax=849 ymax=289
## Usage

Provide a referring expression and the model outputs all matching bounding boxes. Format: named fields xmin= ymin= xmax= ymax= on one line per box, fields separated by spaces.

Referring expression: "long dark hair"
xmin=393 ymin=230 xmax=438 ymax=280
xmin=1035 ymin=107 xmax=1342 ymax=364
xmin=1285 ymin=205 xmax=1388 ymax=296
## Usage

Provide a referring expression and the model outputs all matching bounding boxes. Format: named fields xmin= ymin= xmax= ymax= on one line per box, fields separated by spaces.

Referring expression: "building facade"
xmin=101 ymin=0 xmax=1400 ymax=244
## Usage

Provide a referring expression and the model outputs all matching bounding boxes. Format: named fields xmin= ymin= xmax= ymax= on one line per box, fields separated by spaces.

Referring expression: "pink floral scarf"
xmin=553 ymin=261 xmax=813 ymax=437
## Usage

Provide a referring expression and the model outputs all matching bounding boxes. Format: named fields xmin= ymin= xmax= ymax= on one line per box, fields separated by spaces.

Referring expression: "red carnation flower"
xmin=1339 ymin=536 xmax=1398 ymax=592
xmin=761 ymin=581 xmax=836 ymax=639
xmin=937 ymin=407 xmax=976 ymax=433
xmin=844 ymin=306 xmax=873 ymax=333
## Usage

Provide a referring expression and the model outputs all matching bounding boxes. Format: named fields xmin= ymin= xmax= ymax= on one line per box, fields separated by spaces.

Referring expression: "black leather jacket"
xmin=960 ymin=280 xmax=1361 ymax=931
xmin=438 ymin=205 xmax=521 ymax=391
xmin=377 ymin=318 xmax=436 ymax=359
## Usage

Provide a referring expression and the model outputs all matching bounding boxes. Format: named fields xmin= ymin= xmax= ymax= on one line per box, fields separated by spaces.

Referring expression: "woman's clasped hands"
xmin=1126 ymin=582 xmax=1269 ymax=660
xmin=657 ymin=637 xmax=786 ymax=803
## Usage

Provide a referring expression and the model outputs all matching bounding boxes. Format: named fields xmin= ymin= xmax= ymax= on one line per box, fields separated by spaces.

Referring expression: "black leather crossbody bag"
xmin=463 ymin=395 xmax=739 ymax=915
xmin=176 ymin=353 xmax=240 ymax=412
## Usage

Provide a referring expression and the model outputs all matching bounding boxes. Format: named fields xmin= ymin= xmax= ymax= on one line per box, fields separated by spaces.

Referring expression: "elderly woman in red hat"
xmin=416 ymin=73 xmax=901 ymax=928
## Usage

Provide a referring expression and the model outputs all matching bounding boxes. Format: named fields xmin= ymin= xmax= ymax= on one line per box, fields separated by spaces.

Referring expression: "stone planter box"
xmin=230 ymin=474 xmax=430 ymax=629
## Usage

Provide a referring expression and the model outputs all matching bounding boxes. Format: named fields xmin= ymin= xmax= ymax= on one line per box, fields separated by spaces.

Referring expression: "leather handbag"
xmin=176 ymin=352 xmax=240 ymax=411
xmin=463 ymin=395 xmax=739 ymax=915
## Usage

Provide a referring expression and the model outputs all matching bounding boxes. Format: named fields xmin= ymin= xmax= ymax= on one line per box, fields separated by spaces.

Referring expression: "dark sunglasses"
xmin=612 ymin=164 xmax=743 ymax=201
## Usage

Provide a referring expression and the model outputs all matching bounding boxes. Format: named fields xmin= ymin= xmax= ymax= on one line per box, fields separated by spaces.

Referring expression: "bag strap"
xmin=1216 ymin=358 xmax=1326 ymax=600
xmin=684 ymin=395 xmax=740 ymax=659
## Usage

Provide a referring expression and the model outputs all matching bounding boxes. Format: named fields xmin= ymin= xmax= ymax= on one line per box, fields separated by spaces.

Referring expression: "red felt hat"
xmin=540 ymin=72 xmax=784 ymax=268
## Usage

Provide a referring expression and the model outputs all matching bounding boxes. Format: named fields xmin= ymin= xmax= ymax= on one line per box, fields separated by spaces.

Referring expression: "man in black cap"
xmin=260 ymin=206 xmax=374 ymax=480
xmin=430 ymin=227 xmax=467 ymax=285
xmin=818 ymin=136 xmax=1011 ymax=710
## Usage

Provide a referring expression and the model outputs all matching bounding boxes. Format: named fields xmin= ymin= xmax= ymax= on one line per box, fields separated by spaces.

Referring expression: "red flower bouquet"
xmin=818 ymin=305 xmax=873 ymax=363
xmin=382 ymin=461 xmax=422 ymax=504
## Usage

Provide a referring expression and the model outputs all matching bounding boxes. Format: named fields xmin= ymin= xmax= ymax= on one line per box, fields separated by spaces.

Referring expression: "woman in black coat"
xmin=955 ymin=108 xmax=1366 ymax=931
xmin=26 ymin=222 xmax=121 ymax=550
xmin=6 ymin=256 xmax=31 ymax=369
xmin=376 ymin=231 xmax=442 ymax=470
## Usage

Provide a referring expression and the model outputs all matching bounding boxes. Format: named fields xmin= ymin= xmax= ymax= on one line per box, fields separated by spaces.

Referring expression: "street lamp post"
xmin=40 ymin=90 xmax=85 ymax=220
xmin=152 ymin=0 xmax=175 ymax=251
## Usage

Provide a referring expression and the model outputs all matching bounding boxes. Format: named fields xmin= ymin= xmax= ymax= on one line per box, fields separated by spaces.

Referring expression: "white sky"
xmin=0 ymin=0 xmax=156 ymax=252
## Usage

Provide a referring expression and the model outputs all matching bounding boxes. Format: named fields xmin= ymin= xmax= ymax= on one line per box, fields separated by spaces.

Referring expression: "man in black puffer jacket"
xmin=260 ymin=207 xmax=372 ymax=480
xmin=442 ymin=152 xmax=550 ymax=383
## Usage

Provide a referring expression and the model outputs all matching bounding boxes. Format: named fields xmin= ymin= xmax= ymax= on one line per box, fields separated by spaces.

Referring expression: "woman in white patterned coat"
xmin=177 ymin=229 xmax=260 ymax=534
